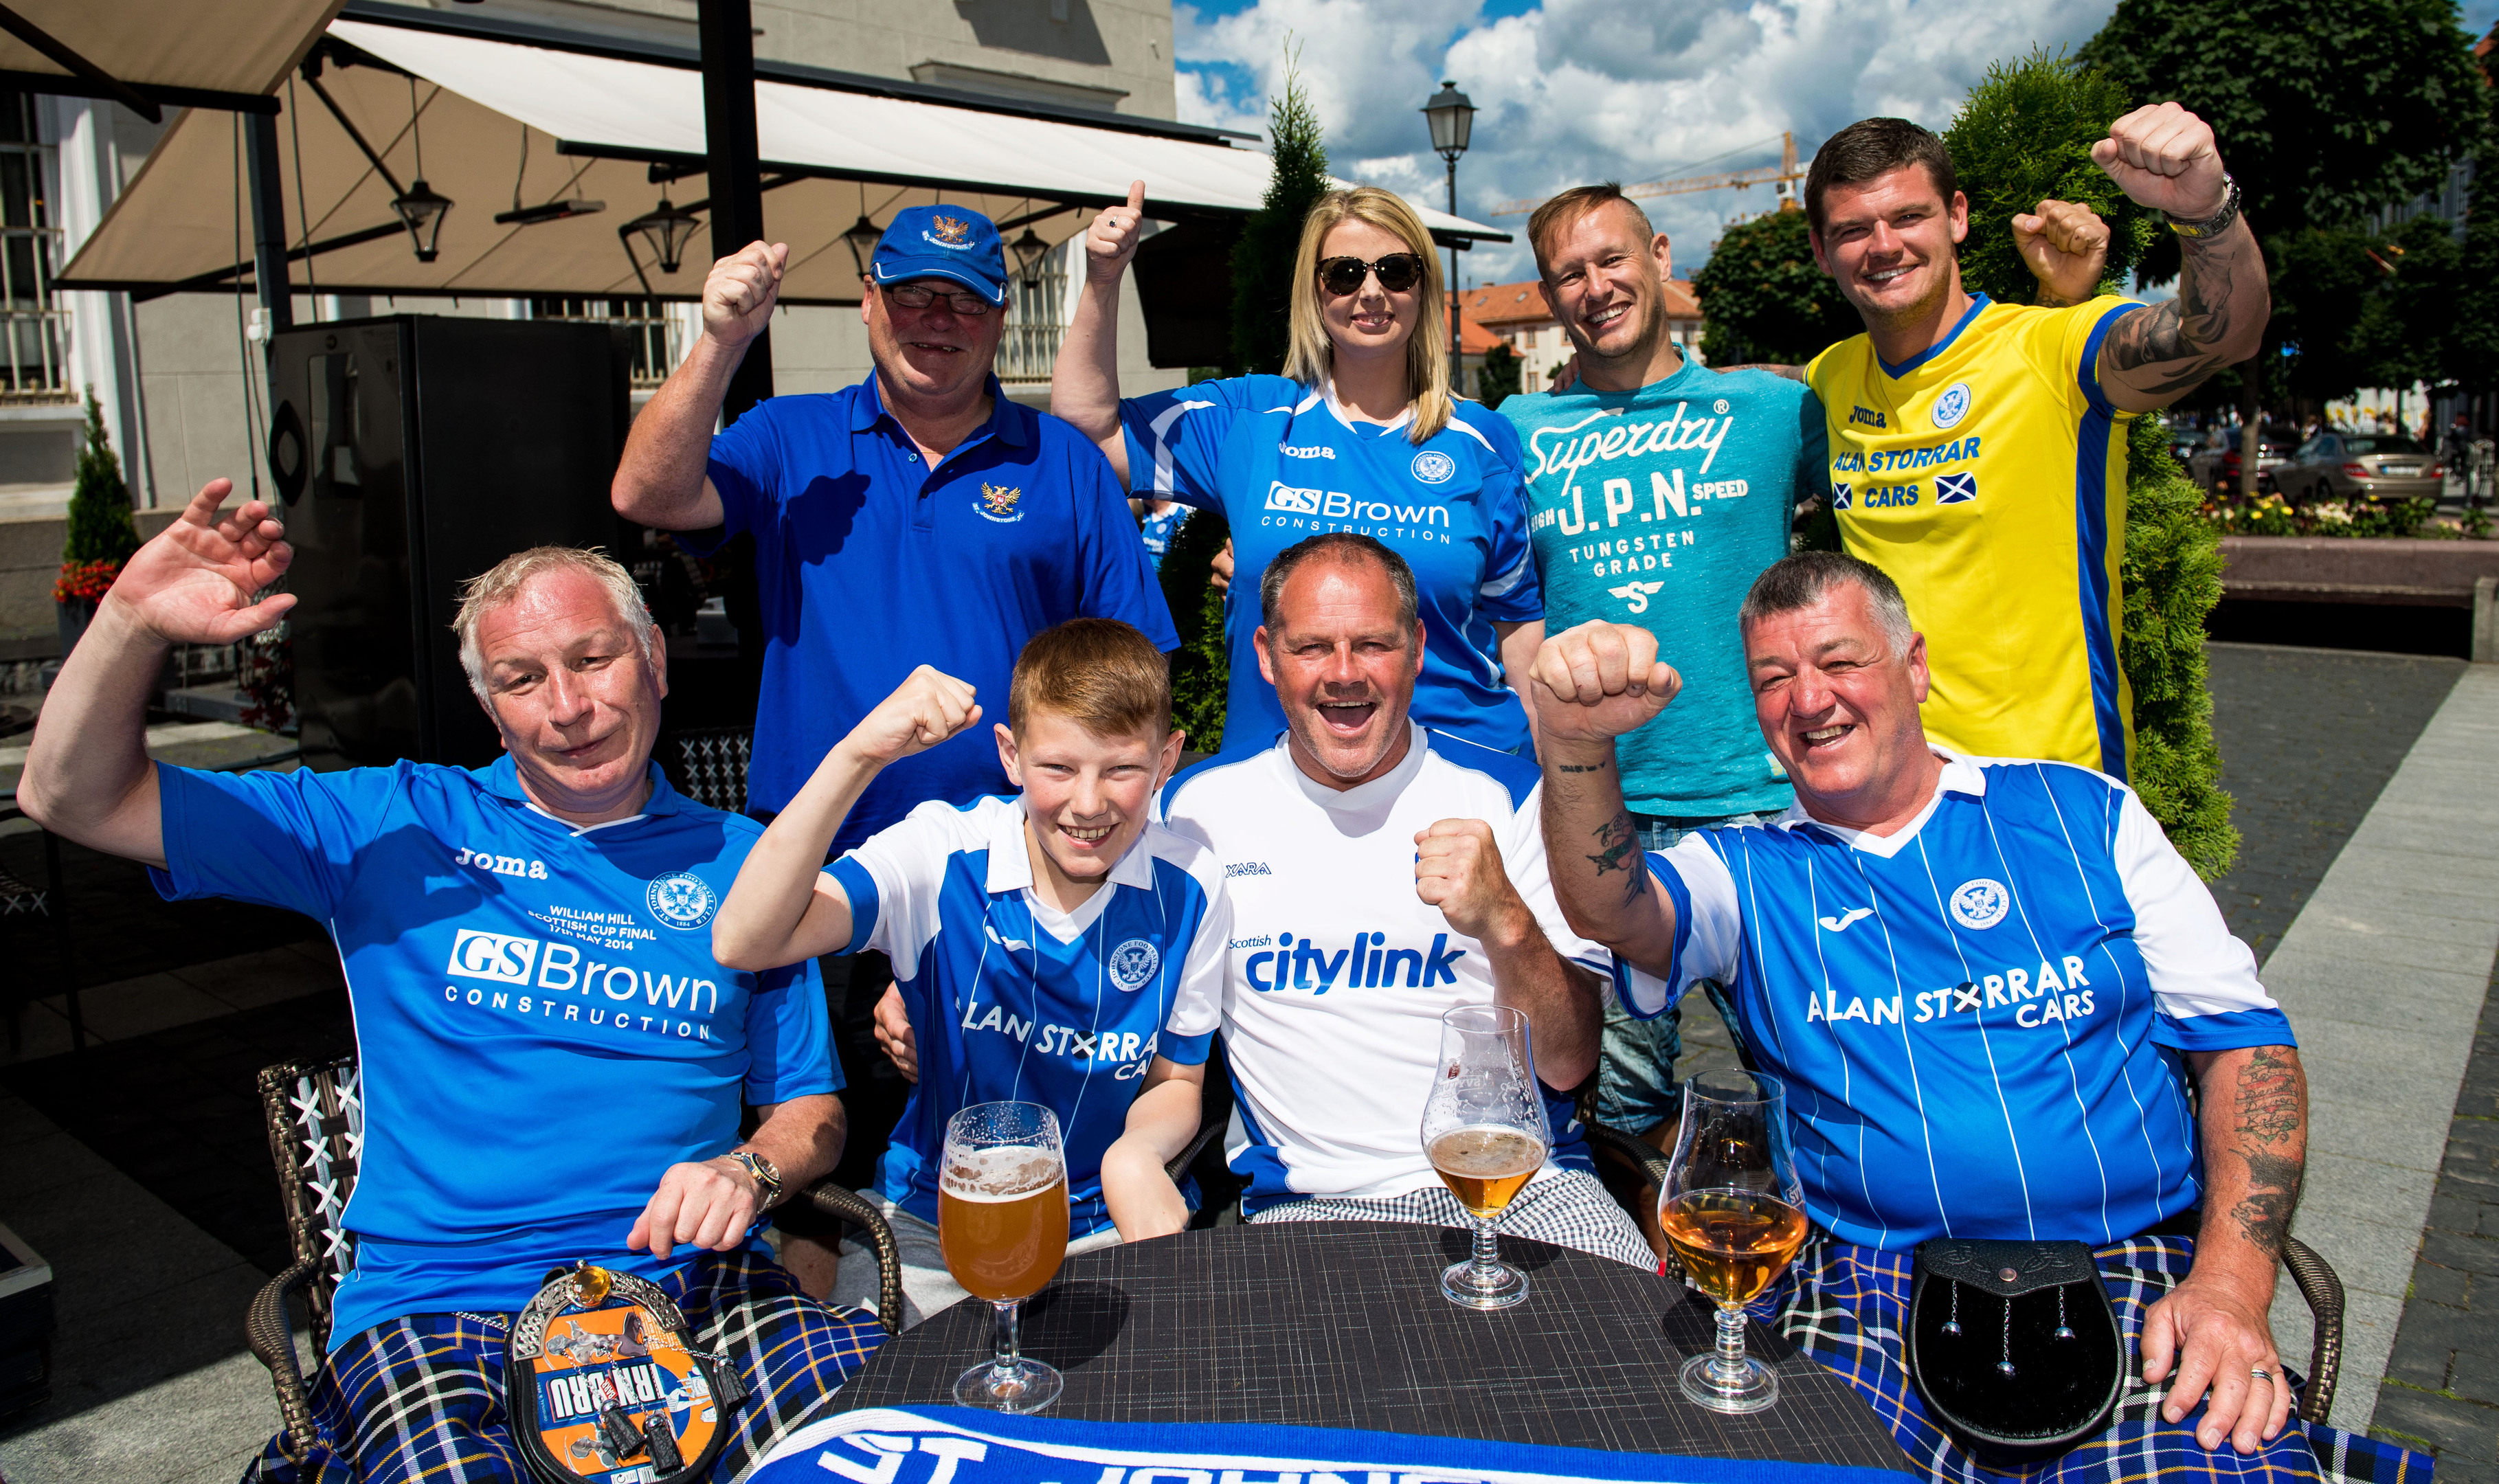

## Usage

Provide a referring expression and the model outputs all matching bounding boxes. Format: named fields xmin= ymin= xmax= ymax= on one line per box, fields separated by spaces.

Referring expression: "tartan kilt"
xmin=1754 ymin=1233 xmax=2431 ymax=1484
xmin=239 ymin=1248 xmax=882 ymax=1484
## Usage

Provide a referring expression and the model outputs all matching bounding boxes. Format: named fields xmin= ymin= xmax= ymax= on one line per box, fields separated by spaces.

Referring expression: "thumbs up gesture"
xmin=1084 ymin=180 xmax=1148 ymax=289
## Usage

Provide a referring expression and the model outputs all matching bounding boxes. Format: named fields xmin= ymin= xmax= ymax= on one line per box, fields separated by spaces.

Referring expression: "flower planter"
xmin=2218 ymin=536 xmax=2499 ymax=609
xmin=54 ymin=598 xmax=93 ymax=660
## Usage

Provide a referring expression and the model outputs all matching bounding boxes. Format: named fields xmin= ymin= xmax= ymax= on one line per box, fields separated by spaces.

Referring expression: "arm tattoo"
xmin=1554 ymin=761 xmax=1611 ymax=774
xmin=2226 ymin=1046 xmax=2306 ymax=1257
xmin=2103 ymin=230 xmax=2250 ymax=395
xmin=2034 ymin=286 xmax=2089 ymax=310
xmin=1585 ymin=811 xmax=1650 ymax=906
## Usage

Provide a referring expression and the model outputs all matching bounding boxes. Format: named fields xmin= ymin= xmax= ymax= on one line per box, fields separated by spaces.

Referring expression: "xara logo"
xmin=1242 ymin=932 xmax=1466 ymax=993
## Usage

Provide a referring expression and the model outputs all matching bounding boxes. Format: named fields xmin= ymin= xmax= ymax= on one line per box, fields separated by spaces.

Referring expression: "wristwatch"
xmin=2166 ymin=172 xmax=2241 ymax=240
xmin=728 ymin=1149 xmax=784 ymax=1211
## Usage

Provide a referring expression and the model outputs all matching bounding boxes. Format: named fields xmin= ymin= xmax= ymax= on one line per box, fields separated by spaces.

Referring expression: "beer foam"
xmin=940 ymin=1144 xmax=1062 ymax=1200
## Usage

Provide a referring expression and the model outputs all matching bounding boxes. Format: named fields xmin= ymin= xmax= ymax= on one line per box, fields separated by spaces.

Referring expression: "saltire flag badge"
xmin=1935 ymin=472 xmax=1977 ymax=505
xmin=1830 ymin=482 xmax=1852 ymax=510
xmin=508 ymin=1262 xmax=748 ymax=1484
xmin=752 ymin=1405 xmax=1926 ymax=1484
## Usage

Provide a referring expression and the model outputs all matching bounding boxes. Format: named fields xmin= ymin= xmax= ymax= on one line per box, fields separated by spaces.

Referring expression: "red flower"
xmin=54 ymin=559 xmax=120 ymax=605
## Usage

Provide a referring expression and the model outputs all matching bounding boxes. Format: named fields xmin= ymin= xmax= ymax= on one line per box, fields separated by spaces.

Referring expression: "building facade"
xmin=1457 ymin=276 xmax=1705 ymax=397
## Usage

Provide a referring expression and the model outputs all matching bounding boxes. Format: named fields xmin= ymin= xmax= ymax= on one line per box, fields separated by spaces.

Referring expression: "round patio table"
xmin=829 ymin=1220 xmax=1912 ymax=1470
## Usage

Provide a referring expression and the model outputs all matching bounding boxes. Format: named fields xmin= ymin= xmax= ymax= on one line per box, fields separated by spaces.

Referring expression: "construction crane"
xmin=1491 ymin=132 xmax=1803 ymax=218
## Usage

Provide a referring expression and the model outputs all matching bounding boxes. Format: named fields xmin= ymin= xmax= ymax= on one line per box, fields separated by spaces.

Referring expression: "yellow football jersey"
xmin=1806 ymin=293 xmax=2143 ymax=777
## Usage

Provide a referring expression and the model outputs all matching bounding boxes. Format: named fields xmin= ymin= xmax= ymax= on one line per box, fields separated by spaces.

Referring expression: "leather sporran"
xmin=1907 ymin=1239 xmax=2123 ymax=1462
xmin=506 ymin=1263 xmax=748 ymax=1484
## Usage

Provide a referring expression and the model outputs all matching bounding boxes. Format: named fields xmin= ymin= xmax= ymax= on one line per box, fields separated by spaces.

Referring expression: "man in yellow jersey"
xmin=1802 ymin=107 xmax=2267 ymax=776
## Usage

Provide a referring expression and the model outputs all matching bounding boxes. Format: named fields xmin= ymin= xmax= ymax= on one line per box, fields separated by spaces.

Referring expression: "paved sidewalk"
xmin=2259 ymin=663 xmax=2499 ymax=1432
xmin=2368 ymin=965 xmax=2499 ymax=1479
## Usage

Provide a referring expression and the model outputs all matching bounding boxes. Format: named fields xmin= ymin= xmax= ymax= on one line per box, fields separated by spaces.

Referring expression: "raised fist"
xmin=704 ymin=240 xmax=789 ymax=350
xmin=1528 ymin=620 xmax=1681 ymax=745
xmin=1084 ymin=181 xmax=1148 ymax=289
xmin=2092 ymin=102 xmax=2230 ymax=224
xmin=846 ymin=665 xmax=980 ymax=765
xmin=2011 ymin=199 xmax=2110 ymax=305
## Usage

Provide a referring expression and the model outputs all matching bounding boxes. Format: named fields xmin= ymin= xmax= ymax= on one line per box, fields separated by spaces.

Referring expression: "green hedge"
xmin=2118 ymin=415 xmax=2237 ymax=877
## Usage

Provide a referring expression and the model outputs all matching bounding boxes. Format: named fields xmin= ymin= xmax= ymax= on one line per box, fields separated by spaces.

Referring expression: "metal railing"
xmin=994 ymin=258 xmax=1069 ymax=383
xmin=0 ymin=223 xmax=69 ymax=405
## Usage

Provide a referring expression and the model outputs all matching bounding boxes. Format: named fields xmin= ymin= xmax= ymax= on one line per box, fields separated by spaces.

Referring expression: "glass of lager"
xmin=938 ymin=1101 xmax=1070 ymax=1412
xmin=1421 ymin=1004 xmax=1551 ymax=1309
xmin=1658 ymin=1070 xmax=1808 ymax=1414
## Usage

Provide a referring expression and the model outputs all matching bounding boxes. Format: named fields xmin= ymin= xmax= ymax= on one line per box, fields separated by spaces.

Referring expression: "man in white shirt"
xmin=1156 ymin=533 xmax=1651 ymax=1268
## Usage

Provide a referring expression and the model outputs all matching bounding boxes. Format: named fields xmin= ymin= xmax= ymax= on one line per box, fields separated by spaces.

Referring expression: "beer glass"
xmin=1659 ymin=1070 xmax=1808 ymax=1414
xmin=937 ymin=1101 xmax=1070 ymax=1412
xmin=1421 ymin=1004 xmax=1551 ymax=1309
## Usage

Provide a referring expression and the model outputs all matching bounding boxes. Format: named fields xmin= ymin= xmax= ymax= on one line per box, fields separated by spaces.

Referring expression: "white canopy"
xmin=60 ymin=10 xmax=1505 ymax=303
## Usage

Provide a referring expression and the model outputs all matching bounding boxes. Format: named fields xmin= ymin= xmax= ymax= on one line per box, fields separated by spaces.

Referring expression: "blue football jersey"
xmin=1624 ymin=752 xmax=2291 ymax=1249
xmin=1119 ymin=376 xmax=1540 ymax=754
xmin=828 ymin=796 xmax=1229 ymax=1237
xmin=150 ymin=756 xmax=833 ymax=1349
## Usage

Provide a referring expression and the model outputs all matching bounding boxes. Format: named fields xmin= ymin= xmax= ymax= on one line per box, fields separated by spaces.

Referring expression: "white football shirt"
xmin=1158 ymin=725 xmax=1613 ymax=1213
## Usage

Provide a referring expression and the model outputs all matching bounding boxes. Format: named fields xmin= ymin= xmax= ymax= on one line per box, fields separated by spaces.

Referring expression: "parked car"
xmin=2188 ymin=430 xmax=2294 ymax=497
xmin=2275 ymin=433 xmax=2444 ymax=504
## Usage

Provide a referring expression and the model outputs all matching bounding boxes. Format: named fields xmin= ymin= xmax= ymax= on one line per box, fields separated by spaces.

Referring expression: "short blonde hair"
xmin=1007 ymin=618 xmax=1172 ymax=741
xmin=452 ymin=546 xmax=656 ymax=702
xmin=1282 ymin=187 xmax=1454 ymax=444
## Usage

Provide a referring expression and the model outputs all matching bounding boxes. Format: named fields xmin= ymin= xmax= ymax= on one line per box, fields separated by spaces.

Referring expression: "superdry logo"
xmin=1526 ymin=403 xmax=1738 ymax=483
xmin=453 ymin=846 xmax=548 ymax=880
xmin=1242 ymin=932 xmax=1466 ymax=993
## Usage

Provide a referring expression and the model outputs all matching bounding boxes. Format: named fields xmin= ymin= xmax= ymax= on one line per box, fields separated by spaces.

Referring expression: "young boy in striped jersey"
xmin=715 ymin=619 xmax=1229 ymax=1327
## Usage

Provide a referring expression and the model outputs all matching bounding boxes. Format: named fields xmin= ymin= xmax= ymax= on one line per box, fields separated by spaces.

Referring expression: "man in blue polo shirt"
xmin=614 ymin=205 xmax=1177 ymax=1285
xmin=1530 ymin=552 xmax=2318 ymax=1473
xmin=21 ymin=486 xmax=880 ymax=1482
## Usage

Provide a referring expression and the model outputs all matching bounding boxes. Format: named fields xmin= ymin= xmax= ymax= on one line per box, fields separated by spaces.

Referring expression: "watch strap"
xmin=2166 ymin=172 xmax=2241 ymax=240
xmin=729 ymin=1149 xmax=783 ymax=1209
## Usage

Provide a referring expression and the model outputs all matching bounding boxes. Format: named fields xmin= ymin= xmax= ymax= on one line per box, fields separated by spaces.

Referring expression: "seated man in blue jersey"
xmin=715 ymin=618 xmax=1227 ymax=1327
xmin=1530 ymin=552 xmax=2331 ymax=1476
xmin=20 ymin=483 xmax=879 ymax=1483
xmin=1155 ymin=534 xmax=1653 ymax=1270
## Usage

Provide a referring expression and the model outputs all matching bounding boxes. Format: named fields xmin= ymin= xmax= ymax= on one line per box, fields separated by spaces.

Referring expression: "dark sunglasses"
xmin=1317 ymin=254 xmax=1426 ymax=297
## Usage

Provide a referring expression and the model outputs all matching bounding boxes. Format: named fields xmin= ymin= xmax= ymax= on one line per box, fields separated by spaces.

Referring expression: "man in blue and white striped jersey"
xmin=1531 ymin=551 xmax=2312 ymax=1470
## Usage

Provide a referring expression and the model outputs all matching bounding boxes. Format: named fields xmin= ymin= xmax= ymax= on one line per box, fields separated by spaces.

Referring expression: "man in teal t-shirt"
xmin=1498 ymin=186 xmax=1825 ymax=1254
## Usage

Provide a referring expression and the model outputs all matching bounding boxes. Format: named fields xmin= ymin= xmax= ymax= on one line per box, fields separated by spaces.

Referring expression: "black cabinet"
xmin=265 ymin=316 xmax=634 ymax=769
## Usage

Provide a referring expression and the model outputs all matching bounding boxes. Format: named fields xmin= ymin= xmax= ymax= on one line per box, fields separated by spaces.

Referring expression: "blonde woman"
xmin=1055 ymin=182 xmax=1542 ymax=754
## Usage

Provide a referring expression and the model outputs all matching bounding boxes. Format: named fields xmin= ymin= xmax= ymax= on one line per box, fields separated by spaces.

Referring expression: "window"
xmin=993 ymin=241 xmax=1070 ymax=383
xmin=526 ymin=296 xmax=691 ymax=389
xmin=0 ymin=93 xmax=69 ymax=404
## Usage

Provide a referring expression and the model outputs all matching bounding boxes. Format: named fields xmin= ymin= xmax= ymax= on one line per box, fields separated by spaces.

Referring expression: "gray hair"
xmin=453 ymin=546 xmax=657 ymax=703
xmin=1738 ymin=551 xmax=1916 ymax=651
xmin=1259 ymin=532 xmax=1421 ymax=636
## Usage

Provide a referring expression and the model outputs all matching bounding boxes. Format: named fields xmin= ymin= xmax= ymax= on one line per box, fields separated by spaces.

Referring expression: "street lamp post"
xmin=1422 ymin=80 xmax=1476 ymax=391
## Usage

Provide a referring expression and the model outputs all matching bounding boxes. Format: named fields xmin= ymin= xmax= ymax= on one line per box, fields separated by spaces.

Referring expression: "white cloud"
xmin=1174 ymin=0 xmax=2118 ymax=285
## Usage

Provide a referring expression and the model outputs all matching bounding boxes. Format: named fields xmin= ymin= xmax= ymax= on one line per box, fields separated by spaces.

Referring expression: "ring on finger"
xmin=2248 ymin=1368 xmax=2272 ymax=1386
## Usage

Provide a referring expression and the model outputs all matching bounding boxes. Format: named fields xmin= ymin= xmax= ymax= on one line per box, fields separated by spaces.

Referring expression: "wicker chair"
xmin=245 ymin=1056 xmax=905 ymax=1465
xmin=1577 ymin=1109 xmax=2348 ymax=1423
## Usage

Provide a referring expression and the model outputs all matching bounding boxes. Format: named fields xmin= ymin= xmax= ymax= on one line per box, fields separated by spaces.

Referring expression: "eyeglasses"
xmin=1317 ymin=254 xmax=1426 ymax=297
xmin=881 ymin=282 xmax=998 ymax=316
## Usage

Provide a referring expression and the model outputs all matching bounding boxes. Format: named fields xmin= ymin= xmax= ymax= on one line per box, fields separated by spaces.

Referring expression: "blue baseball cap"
xmin=871 ymin=205 xmax=1007 ymax=305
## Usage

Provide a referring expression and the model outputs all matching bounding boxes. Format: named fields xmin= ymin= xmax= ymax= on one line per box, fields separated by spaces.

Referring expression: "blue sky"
xmin=1173 ymin=0 xmax=2499 ymax=286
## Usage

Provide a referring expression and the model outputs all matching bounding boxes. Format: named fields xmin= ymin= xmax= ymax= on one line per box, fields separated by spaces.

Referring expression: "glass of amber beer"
xmin=937 ymin=1101 xmax=1070 ymax=1412
xmin=1659 ymin=1070 xmax=1807 ymax=1414
xmin=1421 ymin=1004 xmax=1551 ymax=1309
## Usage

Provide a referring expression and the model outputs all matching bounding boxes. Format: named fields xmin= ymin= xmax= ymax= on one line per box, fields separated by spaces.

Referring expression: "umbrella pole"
xmin=698 ymin=0 xmax=772 ymax=421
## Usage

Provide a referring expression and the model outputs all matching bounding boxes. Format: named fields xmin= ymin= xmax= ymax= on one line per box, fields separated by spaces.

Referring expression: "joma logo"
xmin=454 ymin=846 xmax=547 ymax=880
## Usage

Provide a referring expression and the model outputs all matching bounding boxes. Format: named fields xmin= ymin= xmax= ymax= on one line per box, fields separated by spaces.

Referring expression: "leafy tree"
xmin=1690 ymin=208 xmax=1856 ymax=365
xmin=1944 ymin=49 xmax=2158 ymax=304
xmin=65 ymin=388 xmax=140 ymax=568
xmin=1229 ymin=47 xmax=1329 ymax=376
xmin=1476 ymin=342 xmax=1522 ymax=408
xmin=1158 ymin=508 xmax=1231 ymax=754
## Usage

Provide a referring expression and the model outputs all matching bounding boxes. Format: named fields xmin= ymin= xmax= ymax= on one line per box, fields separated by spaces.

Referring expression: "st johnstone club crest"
xmin=1949 ymin=877 xmax=2010 ymax=930
xmin=928 ymin=214 xmax=974 ymax=247
xmin=1108 ymin=938 xmax=1160 ymax=992
xmin=977 ymin=482 xmax=1025 ymax=523
xmin=1410 ymin=450 xmax=1456 ymax=484
xmin=646 ymin=872 xmax=719 ymax=930
xmin=1932 ymin=381 xmax=1974 ymax=429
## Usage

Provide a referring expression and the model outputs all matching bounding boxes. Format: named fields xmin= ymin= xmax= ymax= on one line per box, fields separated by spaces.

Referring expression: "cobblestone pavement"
xmin=2371 ymin=964 xmax=2499 ymax=1481
xmin=2204 ymin=642 xmax=2465 ymax=963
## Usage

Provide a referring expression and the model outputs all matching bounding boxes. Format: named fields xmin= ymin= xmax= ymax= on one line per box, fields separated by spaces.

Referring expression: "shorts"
xmin=826 ymin=1196 xmax=1128 ymax=1330
xmin=1592 ymin=811 xmax=1762 ymax=1135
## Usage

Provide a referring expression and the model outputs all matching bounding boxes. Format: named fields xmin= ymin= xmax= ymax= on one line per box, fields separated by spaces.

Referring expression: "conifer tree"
xmin=1229 ymin=47 xmax=1330 ymax=376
